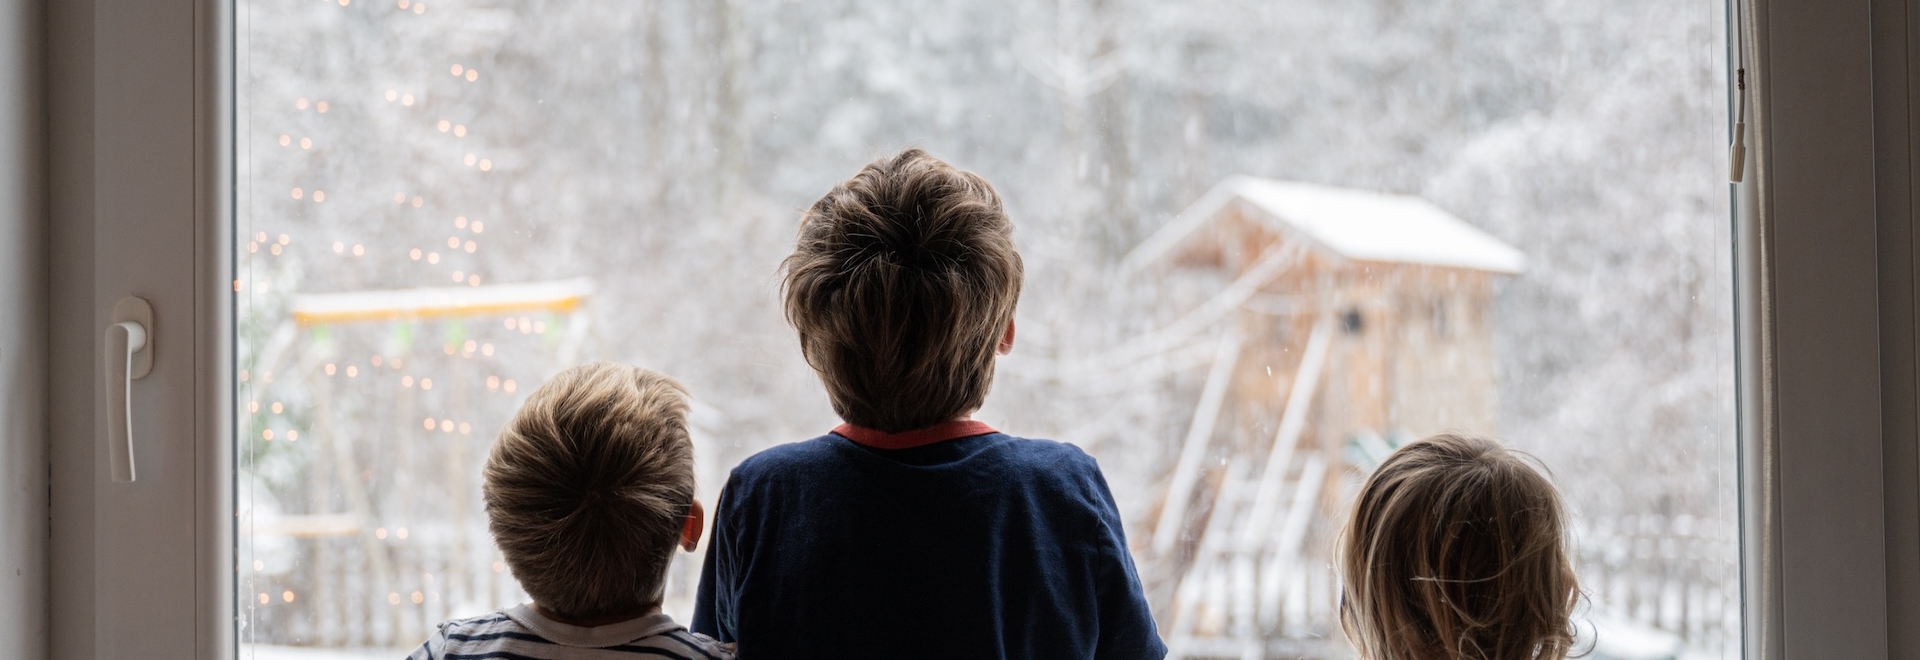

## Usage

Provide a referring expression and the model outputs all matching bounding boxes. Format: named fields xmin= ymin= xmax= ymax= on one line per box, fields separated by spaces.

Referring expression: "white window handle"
xmin=106 ymin=296 xmax=153 ymax=483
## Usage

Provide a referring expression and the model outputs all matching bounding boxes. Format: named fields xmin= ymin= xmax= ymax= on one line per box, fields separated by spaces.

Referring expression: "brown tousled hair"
xmin=782 ymin=148 xmax=1024 ymax=432
xmin=483 ymin=362 xmax=695 ymax=620
xmin=1338 ymin=433 xmax=1580 ymax=660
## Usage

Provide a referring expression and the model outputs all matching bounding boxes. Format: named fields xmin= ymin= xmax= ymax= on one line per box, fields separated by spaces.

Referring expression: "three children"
xmin=419 ymin=149 xmax=1579 ymax=660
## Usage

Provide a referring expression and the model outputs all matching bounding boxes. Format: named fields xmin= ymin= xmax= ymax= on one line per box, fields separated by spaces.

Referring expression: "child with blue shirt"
xmin=691 ymin=149 xmax=1167 ymax=659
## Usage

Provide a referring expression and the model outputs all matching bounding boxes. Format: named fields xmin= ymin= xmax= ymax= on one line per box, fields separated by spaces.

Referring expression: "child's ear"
xmin=996 ymin=320 xmax=1016 ymax=356
xmin=680 ymin=499 xmax=705 ymax=552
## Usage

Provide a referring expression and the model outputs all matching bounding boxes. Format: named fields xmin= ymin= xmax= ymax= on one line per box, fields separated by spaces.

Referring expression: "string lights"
xmin=239 ymin=0 xmax=563 ymax=638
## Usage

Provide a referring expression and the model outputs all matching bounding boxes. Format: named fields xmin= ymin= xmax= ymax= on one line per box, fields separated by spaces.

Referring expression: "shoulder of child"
xmin=445 ymin=609 xmax=521 ymax=633
xmin=680 ymin=630 xmax=737 ymax=659
xmin=722 ymin=431 xmax=1103 ymax=482
xmin=625 ymin=627 xmax=736 ymax=660
xmin=975 ymin=435 xmax=1119 ymax=509
xmin=407 ymin=610 xmax=521 ymax=659
xmin=727 ymin=434 xmax=843 ymax=475
xmin=1002 ymin=433 xmax=1104 ymax=470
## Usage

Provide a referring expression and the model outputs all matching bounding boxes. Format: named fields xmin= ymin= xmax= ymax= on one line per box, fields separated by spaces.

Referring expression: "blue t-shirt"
xmin=690 ymin=427 xmax=1167 ymax=660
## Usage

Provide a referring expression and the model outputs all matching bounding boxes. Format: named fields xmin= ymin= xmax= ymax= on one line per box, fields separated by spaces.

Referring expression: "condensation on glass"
xmin=235 ymin=1 xmax=1738 ymax=658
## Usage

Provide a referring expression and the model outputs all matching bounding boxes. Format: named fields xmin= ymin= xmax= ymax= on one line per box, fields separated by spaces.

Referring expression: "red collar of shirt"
xmin=831 ymin=420 xmax=998 ymax=450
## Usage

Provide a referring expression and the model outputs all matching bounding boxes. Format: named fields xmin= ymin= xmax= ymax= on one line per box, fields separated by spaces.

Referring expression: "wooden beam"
xmin=1152 ymin=332 xmax=1245 ymax=556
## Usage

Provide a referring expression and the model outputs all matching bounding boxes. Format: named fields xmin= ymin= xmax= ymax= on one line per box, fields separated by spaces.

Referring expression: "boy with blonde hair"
xmin=692 ymin=149 xmax=1166 ymax=659
xmin=410 ymin=362 xmax=733 ymax=660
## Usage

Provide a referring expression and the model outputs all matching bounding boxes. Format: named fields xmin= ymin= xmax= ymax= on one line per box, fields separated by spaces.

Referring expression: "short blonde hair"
xmin=483 ymin=362 xmax=694 ymax=619
xmin=1338 ymin=433 xmax=1579 ymax=660
xmin=782 ymin=148 xmax=1024 ymax=432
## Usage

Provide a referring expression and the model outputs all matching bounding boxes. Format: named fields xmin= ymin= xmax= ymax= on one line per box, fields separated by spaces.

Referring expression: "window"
xmin=234 ymin=2 xmax=1736 ymax=658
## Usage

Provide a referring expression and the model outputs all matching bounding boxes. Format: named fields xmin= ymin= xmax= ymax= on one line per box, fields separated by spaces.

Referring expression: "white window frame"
xmin=44 ymin=0 xmax=233 ymax=657
xmin=29 ymin=0 xmax=1920 ymax=657
xmin=1739 ymin=0 xmax=1920 ymax=656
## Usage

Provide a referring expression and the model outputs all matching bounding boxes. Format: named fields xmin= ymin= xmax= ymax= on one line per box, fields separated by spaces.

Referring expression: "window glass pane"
xmin=235 ymin=1 xmax=1737 ymax=657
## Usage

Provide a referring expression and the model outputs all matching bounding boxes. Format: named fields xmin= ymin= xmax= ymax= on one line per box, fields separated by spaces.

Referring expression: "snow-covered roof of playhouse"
xmin=1122 ymin=175 xmax=1526 ymax=275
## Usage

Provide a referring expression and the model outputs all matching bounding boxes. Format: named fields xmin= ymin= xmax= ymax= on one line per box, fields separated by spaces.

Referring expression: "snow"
xmin=240 ymin=644 xmax=399 ymax=660
xmin=1578 ymin=607 xmax=1686 ymax=660
xmin=1129 ymin=175 xmax=1526 ymax=274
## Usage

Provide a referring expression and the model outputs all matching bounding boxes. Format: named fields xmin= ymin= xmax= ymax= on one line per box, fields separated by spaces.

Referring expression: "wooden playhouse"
xmin=1127 ymin=175 xmax=1524 ymax=658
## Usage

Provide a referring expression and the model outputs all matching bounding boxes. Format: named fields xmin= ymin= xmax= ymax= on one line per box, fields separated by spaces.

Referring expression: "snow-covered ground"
xmin=241 ymin=644 xmax=403 ymax=660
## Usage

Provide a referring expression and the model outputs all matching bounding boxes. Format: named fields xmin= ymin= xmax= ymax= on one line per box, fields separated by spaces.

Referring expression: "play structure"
xmin=1126 ymin=176 xmax=1524 ymax=658
xmin=241 ymin=278 xmax=593 ymax=647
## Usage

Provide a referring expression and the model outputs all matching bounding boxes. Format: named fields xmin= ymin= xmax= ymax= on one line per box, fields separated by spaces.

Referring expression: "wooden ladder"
xmin=1157 ymin=321 xmax=1335 ymax=659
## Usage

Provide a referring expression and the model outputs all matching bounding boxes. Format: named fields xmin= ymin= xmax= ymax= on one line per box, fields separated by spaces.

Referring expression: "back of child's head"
xmin=1339 ymin=433 xmax=1578 ymax=660
xmin=783 ymin=148 xmax=1024 ymax=432
xmin=483 ymin=362 xmax=694 ymax=620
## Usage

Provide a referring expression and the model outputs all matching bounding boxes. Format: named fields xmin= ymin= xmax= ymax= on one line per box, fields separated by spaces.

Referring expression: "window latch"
xmin=106 ymin=296 xmax=153 ymax=483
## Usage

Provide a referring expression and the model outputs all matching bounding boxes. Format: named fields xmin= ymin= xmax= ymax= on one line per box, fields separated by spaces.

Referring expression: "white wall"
xmin=45 ymin=0 xmax=94 ymax=654
xmin=0 ymin=0 xmax=45 ymax=655
xmin=45 ymin=0 xmax=90 ymax=652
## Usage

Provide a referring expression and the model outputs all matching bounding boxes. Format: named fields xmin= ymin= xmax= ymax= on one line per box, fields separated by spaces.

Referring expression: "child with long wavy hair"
xmin=1338 ymin=433 xmax=1581 ymax=660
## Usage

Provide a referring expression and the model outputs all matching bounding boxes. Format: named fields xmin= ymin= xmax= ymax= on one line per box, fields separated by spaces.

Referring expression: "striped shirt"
xmin=408 ymin=604 xmax=734 ymax=660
